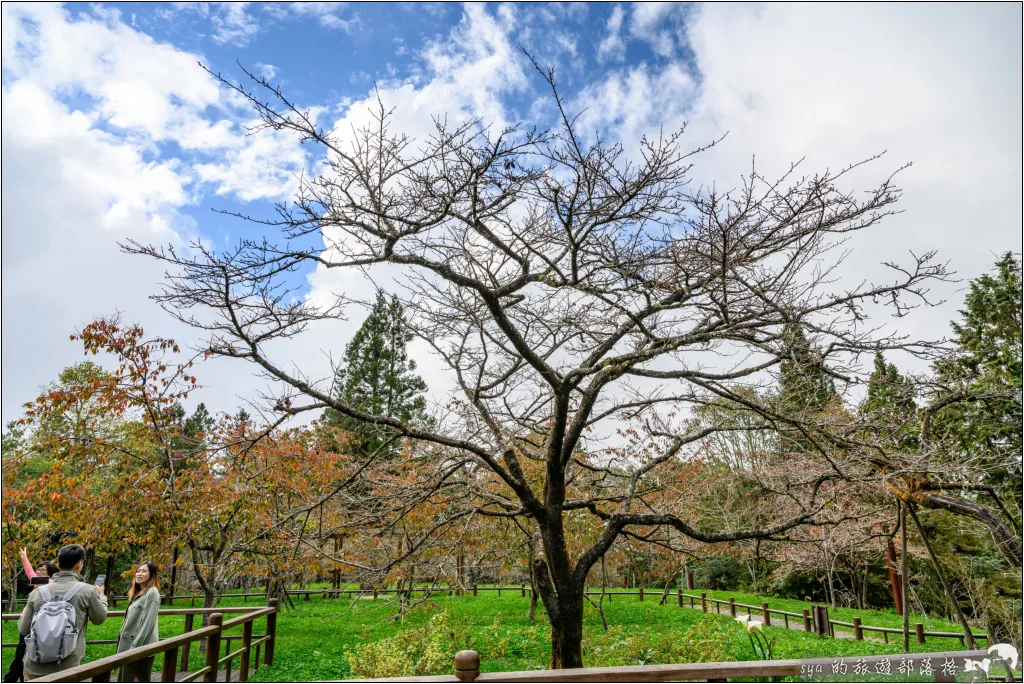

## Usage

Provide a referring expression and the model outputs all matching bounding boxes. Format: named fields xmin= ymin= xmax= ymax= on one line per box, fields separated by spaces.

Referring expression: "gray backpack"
xmin=25 ymin=583 xmax=87 ymax=665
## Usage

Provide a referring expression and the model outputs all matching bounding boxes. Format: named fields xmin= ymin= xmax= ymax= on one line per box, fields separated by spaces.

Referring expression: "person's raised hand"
xmin=20 ymin=547 xmax=28 ymax=558
xmin=96 ymin=585 xmax=105 ymax=596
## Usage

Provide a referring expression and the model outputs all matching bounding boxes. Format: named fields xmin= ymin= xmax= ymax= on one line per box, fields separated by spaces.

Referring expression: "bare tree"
xmin=126 ymin=60 xmax=953 ymax=667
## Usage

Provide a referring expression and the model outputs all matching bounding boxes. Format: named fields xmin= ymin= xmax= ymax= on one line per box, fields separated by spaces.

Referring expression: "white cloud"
xmin=576 ymin=3 xmax=1023 ymax=373
xmin=210 ymin=2 xmax=259 ymax=46
xmin=2 ymin=3 xmax=232 ymax=150
xmin=193 ymin=124 xmax=311 ymax=201
xmin=597 ymin=5 xmax=626 ymax=63
xmin=286 ymin=2 xmax=360 ymax=32
xmin=255 ymin=62 xmax=278 ymax=80
xmin=0 ymin=3 xmax=311 ymax=423
xmin=629 ymin=3 xmax=679 ymax=58
xmin=284 ymin=4 xmax=537 ymax=411
xmin=1 ymin=81 xmax=195 ymax=421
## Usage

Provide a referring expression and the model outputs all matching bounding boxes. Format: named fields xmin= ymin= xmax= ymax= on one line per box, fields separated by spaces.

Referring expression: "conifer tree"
xmin=933 ymin=253 xmax=1022 ymax=490
xmin=777 ymin=323 xmax=836 ymax=455
xmin=324 ymin=291 xmax=428 ymax=455
xmin=861 ymin=353 xmax=919 ymax=452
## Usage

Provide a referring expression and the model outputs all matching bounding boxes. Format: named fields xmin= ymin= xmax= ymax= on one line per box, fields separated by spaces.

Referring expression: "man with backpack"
xmin=17 ymin=544 xmax=108 ymax=680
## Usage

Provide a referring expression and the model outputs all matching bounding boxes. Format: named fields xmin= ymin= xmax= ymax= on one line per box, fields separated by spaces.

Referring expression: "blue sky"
xmin=2 ymin=2 xmax=1021 ymax=425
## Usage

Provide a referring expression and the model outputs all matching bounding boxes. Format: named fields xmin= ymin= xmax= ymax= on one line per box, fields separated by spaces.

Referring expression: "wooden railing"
xmin=342 ymin=649 xmax=1012 ymax=682
xmin=283 ymin=583 xmax=986 ymax=648
xmin=1 ymin=599 xmax=278 ymax=682
xmin=659 ymin=589 xmax=988 ymax=647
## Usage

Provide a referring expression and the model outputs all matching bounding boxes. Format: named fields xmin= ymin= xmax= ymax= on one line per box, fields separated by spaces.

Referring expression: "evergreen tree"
xmin=778 ymin=323 xmax=836 ymax=414
xmin=776 ymin=323 xmax=836 ymax=455
xmin=324 ymin=291 xmax=428 ymax=455
xmin=861 ymin=353 xmax=919 ymax=452
xmin=933 ymin=253 xmax=1023 ymax=489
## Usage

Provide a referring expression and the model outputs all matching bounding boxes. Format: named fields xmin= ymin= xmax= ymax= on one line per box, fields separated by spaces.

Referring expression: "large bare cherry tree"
xmin=128 ymin=63 xmax=952 ymax=667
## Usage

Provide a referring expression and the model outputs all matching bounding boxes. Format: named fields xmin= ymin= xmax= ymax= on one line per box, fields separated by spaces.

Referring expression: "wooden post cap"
xmin=455 ymin=650 xmax=480 ymax=681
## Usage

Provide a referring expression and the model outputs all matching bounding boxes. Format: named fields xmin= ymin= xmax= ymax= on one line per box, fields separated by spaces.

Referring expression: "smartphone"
xmin=95 ymin=574 xmax=106 ymax=588
xmin=30 ymin=576 xmax=49 ymax=586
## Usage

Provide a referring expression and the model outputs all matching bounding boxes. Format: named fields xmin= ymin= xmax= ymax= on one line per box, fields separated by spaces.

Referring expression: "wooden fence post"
xmin=455 ymin=650 xmax=480 ymax=682
xmin=639 ymin=586 xmax=644 ymax=602
xmin=473 ymin=584 xmax=478 ymax=597
xmin=701 ymin=593 xmax=707 ymax=612
xmin=161 ymin=646 xmax=179 ymax=682
xmin=677 ymin=587 xmax=683 ymax=607
xmin=180 ymin=613 xmax=195 ymax=671
xmin=854 ymin=617 xmax=863 ymax=641
xmin=813 ymin=606 xmax=831 ymax=637
xmin=265 ymin=598 xmax=280 ymax=666
xmin=687 ymin=572 xmax=694 ymax=590
xmin=203 ymin=613 xmax=223 ymax=683
xmin=762 ymin=603 xmax=771 ymax=626
xmin=239 ymin=619 xmax=253 ymax=682
xmin=729 ymin=597 xmax=736 ymax=617
xmin=224 ymin=637 xmax=234 ymax=683
xmin=802 ymin=609 xmax=811 ymax=632
xmin=521 ymin=584 xmax=526 ymax=597
xmin=915 ymin=622 xmax=925 ymax=644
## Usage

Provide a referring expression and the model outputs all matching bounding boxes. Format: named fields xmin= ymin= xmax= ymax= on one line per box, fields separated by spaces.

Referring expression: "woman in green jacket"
xmin=115 ymin=562 xmax=161 ymax=682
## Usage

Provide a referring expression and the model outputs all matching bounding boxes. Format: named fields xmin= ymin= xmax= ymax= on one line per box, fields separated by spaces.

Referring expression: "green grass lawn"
xmin=3 ymin=589 xmax=996 ymax=681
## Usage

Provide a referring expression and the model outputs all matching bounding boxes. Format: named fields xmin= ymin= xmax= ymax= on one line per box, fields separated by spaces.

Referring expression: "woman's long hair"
xmin=127 ymin=561 xmax=160 ymax=602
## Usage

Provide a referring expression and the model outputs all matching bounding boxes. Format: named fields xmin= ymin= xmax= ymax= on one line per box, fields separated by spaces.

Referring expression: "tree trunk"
xmin=901 ymin=502 xmax=910 ymax=653
xmin=908 ymin=490 xmax=1022 ymax=567
xmin=531 ymin=554 xmax=584 ymax=669
xmin=886 ymin=537 xmax=904 ymax=615
xmin=547 ymin=599 xmax=584 ymax=669
xmin=906 ymin=504 xmax=977 ymax=649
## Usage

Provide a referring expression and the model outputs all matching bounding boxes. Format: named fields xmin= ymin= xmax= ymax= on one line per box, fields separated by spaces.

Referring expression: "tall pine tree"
xmin=776 ymin=322 xmax=836 ymax=455
xmin=860 ymin=353 xmax=919 ymax=452
xmin=324 ymin=291 xmax=428 ymax=456
xmin=932 ymin=253 xmax=1022 ymax=491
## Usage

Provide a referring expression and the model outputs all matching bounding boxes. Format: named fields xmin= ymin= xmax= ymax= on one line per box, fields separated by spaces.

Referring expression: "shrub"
xmin=693 ymin=557 xmax=747 ymax=591
xmin=344 ymin=609 xmax=474 ymax=678
xmin=584 ymin=614 xmax=732 ymax=667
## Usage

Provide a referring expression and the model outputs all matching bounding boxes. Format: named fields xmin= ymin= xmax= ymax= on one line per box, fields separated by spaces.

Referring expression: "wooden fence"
xmin=280 ymin=584 xmax=987 ymax=648
xmin=1 ymin=600 xmax=278 ymax=682
xmin=341 ymin=649 xmax=1011 ymax=682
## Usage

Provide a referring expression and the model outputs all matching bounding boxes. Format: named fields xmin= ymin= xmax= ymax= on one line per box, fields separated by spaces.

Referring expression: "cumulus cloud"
xmin=628 ymin=3 xmax=679 ymax=58
xmin=597 ymin=5 xmax=626 ymax=63
xmin=288 ymin=4 xmax=536 ymax=408
xmin=210 ymin=2 xmax=260 ymax=46
xmin=0 ymin=3 xmax=311 ymax=422
xmin=287 ymin=2 xmax=361 ymax=32
xmin=576 ymin=2 xmax=1023 ymax=371
xmin=3 ymin=2 xmax=1020 ymax=428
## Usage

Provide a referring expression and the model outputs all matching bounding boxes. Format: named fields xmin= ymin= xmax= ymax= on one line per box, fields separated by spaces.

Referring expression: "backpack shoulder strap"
xmin=61 ymin=582 xmax=87 ymax=603
xmin=38 ymin=585 xmax=51 ymax=603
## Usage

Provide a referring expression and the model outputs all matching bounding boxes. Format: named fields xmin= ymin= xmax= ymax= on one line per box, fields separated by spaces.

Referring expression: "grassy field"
xmin=3 ymin=587 xmax=994 ymax=681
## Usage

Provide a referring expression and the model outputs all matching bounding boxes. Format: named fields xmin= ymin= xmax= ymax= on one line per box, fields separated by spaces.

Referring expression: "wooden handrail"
xmin=30 ymin=624 xmax=221 ymax=682
xmin=342 ymin=650 xmax=1001 ymax=683
xmin=2 ymin=605 xmax=274 ymax=621
xmin=26 ymin=600 xmax=279 ymax=683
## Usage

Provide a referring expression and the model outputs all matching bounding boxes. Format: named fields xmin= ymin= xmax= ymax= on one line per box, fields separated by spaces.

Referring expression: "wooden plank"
xmin=340 ymin=650 xmax=991 ymax=683
xmin=31 ymin=625 xmax=221 ymax=682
